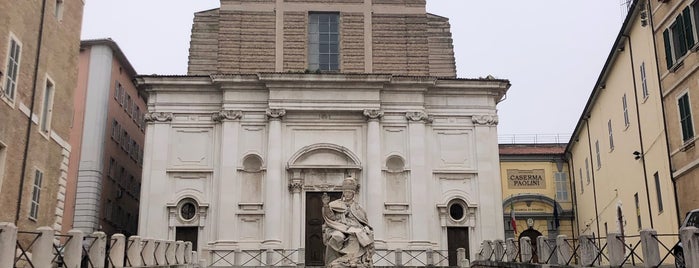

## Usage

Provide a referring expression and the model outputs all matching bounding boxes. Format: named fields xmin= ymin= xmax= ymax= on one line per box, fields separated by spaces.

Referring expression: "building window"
xmin=555 ymin=172 xmax=569 ymax=201
xmin=640 ymin=62 xmax=649 ymax=99
xmin=678 ymin=92 xmax=695 ymax=142
xmin=654 ymin=172 xmax=664 ymax=213
xmin=585 ymin=158 xmax=590 ymax=185
xmin=40 ymin=78 xmax=55 ymax=134
xmin=579 ymin=168 xmax=584 ymax=193
xmin=3 ymin=36 xmax=22 ymax=101
xmin=29 ymin=169 xmax=43 ymax=220
xmin=608 ymin=119 xmax=615 ymax=150
xmin=308 ymin=13 xmax=339 ymax=72
xmin=595 ymin=140 xmax=601 ymax=169
xmin=663 ymin=7 xmax=695 ymax=69
xmin=54 ymin=0 xmax=64 ymax=20
xmin=623 ymin=94 xmax=630 ymax=128
xmin=125 ymin=94 xmax=131 ymax=114
xmin=108 ymin=158 xmax=116 ymax=178
xmin=634 ymin=193 xmax=641 ymax=229
xmin=0 ymin=143 xmax=6 ymax=194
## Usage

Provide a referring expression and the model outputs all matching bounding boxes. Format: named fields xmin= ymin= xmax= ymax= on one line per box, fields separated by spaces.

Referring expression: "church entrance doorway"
xmin=175 ymin=227 xmax=198 ymax=251
xmin=447 ymin=227 xmax=469 ymax=266
xmin=305 ymin=191 xmax=342 ymax=266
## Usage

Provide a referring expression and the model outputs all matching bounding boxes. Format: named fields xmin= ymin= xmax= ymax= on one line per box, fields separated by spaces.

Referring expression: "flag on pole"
xmin=510 ymin=200 xmax=517 ymax=234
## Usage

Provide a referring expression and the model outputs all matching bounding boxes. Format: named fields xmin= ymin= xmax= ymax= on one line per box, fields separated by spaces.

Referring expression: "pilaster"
xmin=263 ymin=109 xmax=285 ymax=247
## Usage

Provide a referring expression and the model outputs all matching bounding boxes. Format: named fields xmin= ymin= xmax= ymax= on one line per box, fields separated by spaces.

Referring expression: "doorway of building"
xmin=175 ymin=226 xmax=198 ymax=251
xmin=305 ymin=191 xmax=342 ymax=266
xmin=447 ymin=227 xmax=469 ymax=266
xmin=519 ymin=228 xmax=542 ymax=263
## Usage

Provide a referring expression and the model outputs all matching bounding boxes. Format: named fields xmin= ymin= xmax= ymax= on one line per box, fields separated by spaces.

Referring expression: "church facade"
xmin=136 ymin=0 xmax=509 ymax=265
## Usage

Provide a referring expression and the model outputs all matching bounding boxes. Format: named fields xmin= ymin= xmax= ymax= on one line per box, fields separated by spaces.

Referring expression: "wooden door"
xmin=305 ymin=192 xmax=341 ymax=266
xmin=447 ymin=227 xmax=469 ymax=266
xmin=175 ymin=226 xmax=198 ymax=251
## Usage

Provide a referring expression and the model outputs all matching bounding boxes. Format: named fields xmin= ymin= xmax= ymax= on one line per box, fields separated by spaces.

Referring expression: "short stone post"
xmin=266 ymin=248 xmax=275 ymax=266
xmin=426 ymin=248 xmax=434 ymax=266
xmin=640 ymin=229 xmax=660 ymax=267
xmin=165 ymin=241 xmax=176 ymax=265
xmin=184 ymin=241 xmax=192 ymax=264
xmin=126 ymin=236 xmax=143 ymax=267
xmin=155 ymin=240 xmax=167 ymax=265
xmin=175 ymin=241 xmax=185 ymax=265
xmin=297 ymin=248 xmax=305 ymax=266
xmin=505 ymin=238 xmax=517 ymax=262
xmin=606 ymin=233 xmax=624 ymax=267
xmin=32 ymin=226 xmax=55 ymax=267
xmin=556 ymin=235 xmax=571 ymax=266
xmin=0 ymin=223 xmax=18 ymax=268
xmin=579 ymin=235 xmax=598 ymax=266
xmin=64 ymin=229 xmax=84 ymax=268
xmin=109 ymin=234 xmax=125 ymax=268
xmin=395 ymin=248 xmax=403 ymax=266
xmin=680 ymin=227 xmax=699 ymax=268
xmin=88 ymin=231 xmax=107 ymax=268
xmin=484 ymin=240 xmax=494 ymax=261
xmin=536 ymin=236 xmax=549 ymax=264
xmin=494 ymin=240 xmax=505 ymax=262
xmin=141 ymin=238 xmax=156 ymax=266
xmin=519 ymin=237 xmax=532 ymax=263
xmin=457 ymin=248 xmax=469 ymax=267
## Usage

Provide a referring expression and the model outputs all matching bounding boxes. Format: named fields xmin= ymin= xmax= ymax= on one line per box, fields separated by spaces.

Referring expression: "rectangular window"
xmin=0 ymin=143 xmax=6 ymax=194
xmin=640 ymin=62 xmax=649 ymax=99
xmin=125 ymin=94 xmax=131 ymax=114
xmin=134 ymin=106 xmax=140 ymax=124
xmin=585 ymin=158 xmax=590 ymax=185
xmin=29 ymin=169 xmax=43 ymax=220
xmin=634 ymin=193 xmax=642 ymax=229
xmin=654 ymin=172 xmax=664 ymax=212
xmin=678 ymin=92 xmax=695 ymax=142
xmin=623 ymin=94 xmax=630 ymax=127
xmin=108 ymin=158 xmax=116 ymax=178
xmin=663 ymin=7 xmax=696 ymax=69
xmin=3 ymin=36 xmax=21 ymax=101
xmin=308 ymin=13 xmax=339 ymax=72
xmin=579 ymin=168 xmax=584 ymax=193
xmin=114 ymin=81 xmax=121 ymax=102
xmin=555 ymin=172 xmax=569 ymax=201
xmin=40 ymin=78 xmax=55 ymax=134
xmin=54 ymin=0 xmax=64 ymax=20
xmin=595 ymin=140 xmax=601 ymax=169
xmin=111 ymin=120 xmax=119 ymax=140
xmin=105 ymin=199 xmax=112 ymax=220
xmin=608 ymin=120 xmax=615 ymax=150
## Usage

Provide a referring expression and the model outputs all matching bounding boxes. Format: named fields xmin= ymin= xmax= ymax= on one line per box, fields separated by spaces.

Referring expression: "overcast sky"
xmin=81 ymin=0 xmax=625 ymax=138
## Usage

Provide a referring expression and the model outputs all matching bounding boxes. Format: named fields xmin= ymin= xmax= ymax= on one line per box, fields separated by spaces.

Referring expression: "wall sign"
xmin=507 ymin=169 xmax=546 ymax=189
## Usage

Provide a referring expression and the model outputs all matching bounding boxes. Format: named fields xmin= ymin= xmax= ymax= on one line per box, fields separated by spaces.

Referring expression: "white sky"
xmin=81 ymin=0 xmax=625 ymax=137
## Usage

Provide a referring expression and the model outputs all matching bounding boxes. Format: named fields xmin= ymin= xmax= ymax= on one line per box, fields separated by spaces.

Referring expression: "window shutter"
xmin=684 ymin=7 xmax=695 ymax=48
xmin=664 ymin=29 xmax=674 ymax=69
xmin=677 ymin=16 xmax=688 ymax=55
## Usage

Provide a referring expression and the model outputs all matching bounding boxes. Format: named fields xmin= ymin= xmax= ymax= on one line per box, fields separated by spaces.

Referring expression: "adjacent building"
xmin=566 ymin=0 xmax=678 ymax=262
xmin=64 ymin=39 xmax=145 ymax=236
xmin=136 ymin=0 xmax=510 ymax=266
xmin=0 ymin=0 xmax=84 ymax=231
xmin=651 ymin=0 xmax=699 ymax=219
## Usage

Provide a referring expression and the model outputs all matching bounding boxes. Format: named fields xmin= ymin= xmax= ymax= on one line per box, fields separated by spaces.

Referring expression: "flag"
xmin=510 ymin=201 xmax=517 ymax=234
xmin=553 ymin=199 xmax=560 ymax=229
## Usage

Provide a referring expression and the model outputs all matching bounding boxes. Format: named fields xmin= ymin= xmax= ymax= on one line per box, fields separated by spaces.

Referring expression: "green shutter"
xmin=684 ymin=7 xmax=695 ymax=48
xmin=664 ymin=29 xmax=674 ymax=69
xmin=677 ymin=16 xmax=688 ymax=55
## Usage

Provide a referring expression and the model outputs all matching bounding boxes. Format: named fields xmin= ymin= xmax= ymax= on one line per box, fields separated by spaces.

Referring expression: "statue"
xmin=322 ymin=177 xmax=374 ymax=267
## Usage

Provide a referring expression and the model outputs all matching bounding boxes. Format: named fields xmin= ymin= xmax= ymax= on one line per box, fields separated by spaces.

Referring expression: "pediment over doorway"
xmin=287 ymin=143 xmax=362 ymax=170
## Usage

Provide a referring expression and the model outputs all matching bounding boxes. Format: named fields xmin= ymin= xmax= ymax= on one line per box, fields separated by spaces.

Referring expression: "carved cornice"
xmin=472 ymin=115 xmax=499 ymax=126
xmin=405 ymin=111 xmax=431 ymax=123
xmin=288 ymin=182 xmax=303 ymax=193
xmin=363 ymin=109 xmax=384 ymax=121
xmin=266 ymin=109 xmax=286 ymax=120
xmin=212 ymin=110 xmax=243 ymax=122
xmin=144 ymin=112 xmax=173 ymax=123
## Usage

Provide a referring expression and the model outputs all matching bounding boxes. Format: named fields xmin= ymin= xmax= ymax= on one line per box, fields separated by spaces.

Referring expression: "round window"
xmin=180 ymin=201 xmax=197 ymax=221
xmin=449 ymin=202 xmax=465 ymax=221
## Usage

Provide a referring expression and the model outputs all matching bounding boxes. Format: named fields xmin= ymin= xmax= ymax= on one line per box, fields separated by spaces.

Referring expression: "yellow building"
xmin=566 ymin=0 xmax=678 ymax=256
xmin=651 ymin=0 xmax=699 ymax=218
xmin=499 ymin=143 xmax=574 ymax=244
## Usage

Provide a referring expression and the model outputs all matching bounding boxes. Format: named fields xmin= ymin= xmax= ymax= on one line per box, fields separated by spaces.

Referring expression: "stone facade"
xmin=0 ymin=0 xmax=83 ymax=231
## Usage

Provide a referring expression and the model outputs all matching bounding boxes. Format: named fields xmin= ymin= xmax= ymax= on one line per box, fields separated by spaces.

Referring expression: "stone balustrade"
xmin=475 ymin=229 xmax=698 ymax=267
xmin=0 ymin=222 xmax=196 ymax=268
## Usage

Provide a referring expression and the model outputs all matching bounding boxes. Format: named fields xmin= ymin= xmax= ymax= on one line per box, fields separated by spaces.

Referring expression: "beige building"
xmin=64 ymin=39 xmax=145 ymax=236
xmin=499 ymin=143 xmax=574 ymax=246
xmin=0 ymin=0 xmax=84 ymax=231
xmin=651 ymin=0 xmax=699 ymax=218
xmin=566 ymin=0 xmax=678 ymax=260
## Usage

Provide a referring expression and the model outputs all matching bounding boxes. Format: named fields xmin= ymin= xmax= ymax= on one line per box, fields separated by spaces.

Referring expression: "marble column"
xmin=213 ymin=110 xmax=243 ymax=241
xmin=406 ymin=111 xmax=431 ymax=247
xmin=289 ymin=178 xmax=303 ymax=254
xmin=264 ymin=109 xmax=285 ymax=247
xmin=364 ymin=109 xmax=384 ymax=246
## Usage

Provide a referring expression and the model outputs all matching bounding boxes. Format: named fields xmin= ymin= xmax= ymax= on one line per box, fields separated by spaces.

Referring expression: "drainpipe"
xmin=566 ymin=150 xmax=579 ymax=241
xmin=623 ymin=32 xmax=654 ymax=229
xmin=585 ymin=119 xmax=602 ymax=242
xmin=16 ymin=0 xmax=49 ymax=224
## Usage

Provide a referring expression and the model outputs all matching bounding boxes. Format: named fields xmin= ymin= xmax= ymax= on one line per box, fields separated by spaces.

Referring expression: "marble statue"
xmin=322 ymin=177 xmax=375 ymax=267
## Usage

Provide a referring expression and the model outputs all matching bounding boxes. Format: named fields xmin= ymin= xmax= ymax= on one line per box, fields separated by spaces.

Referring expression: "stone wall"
xmin=427 ymin=14 xmax=456 ymax=78
xmin=217 ymin=10 xmax=276 ymax=73
xmin=372 ymin=14 xmax=429 ymax=75
xmin=341 ymin=12 xmax=365 ymax=73
xmin=188 ymin=9 xmax=219 ymax=75
xmin=283 ymin=11 xmax=306 ymax=72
